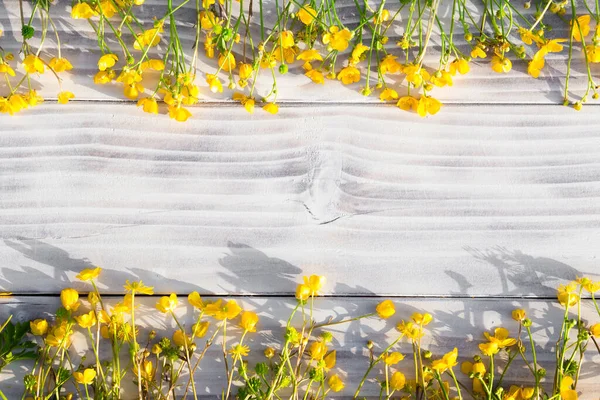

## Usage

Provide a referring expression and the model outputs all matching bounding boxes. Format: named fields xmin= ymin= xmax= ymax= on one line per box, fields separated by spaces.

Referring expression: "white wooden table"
xmin=1 ymin=0 xmax=600 ymax=398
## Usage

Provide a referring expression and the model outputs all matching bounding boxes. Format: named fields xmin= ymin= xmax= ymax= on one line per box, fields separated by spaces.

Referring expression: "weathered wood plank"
xmin=2 ymin=296 xmax=600 ymax=399
xmin=1 ymin=103 xmax=599 ymax=296
xmin=0 ymin=0 xmax=595 ymax=105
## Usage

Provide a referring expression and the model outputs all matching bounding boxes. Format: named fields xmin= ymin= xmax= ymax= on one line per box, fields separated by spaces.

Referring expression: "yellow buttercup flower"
xmin=309 ymin=341 xmax=328 ymax=360
xmin=449 ymin=58 xmax=470 ymax=75
xmin=585 ymin=44 xmax=600 ymax=63
xmin=240 ymin=311 xmax=259 ymax=332
xmin=156 ymin=293 xmax=178 ymax=313
xmin=49 ymin=57 xmax=73 ymax=73
xmin=173 ymin=330 xmax=193 ymax=347
xmin=430 ymin=70 xmax=453 ymax=87
xmin=376 ymin=299 xmax=395 ymax=319
xmin=571 ymin=15 xmax=591 ymax=41
xmin=389 ymin=371 xmax=406 ymax=391
xmin=61 ymin=288 xmax=80 ymax=311
xmin=590 ymin=323 xmax=600 ymax=337
xmin=430 ymin=348 xmax=458 ymax=373
xmin=168 ymin=105 xmax=192 ymax=122
xmin=25 ymin=90 xmax=44 ymax=106
xmin=461 ymin=361 xmax=487 ymax=393
xmin=323 ymin=26 xmax=353 ymax=52
xmin=46 ymin=324 xmax=73 ymax=348
xmin=133 ymin=28 xmax=162 ymax=51
xmin=324 ymin=350 xmax=336 ymax=369
xmin=483 ymin=327 xmax=517 ymax=348
xmin=192 ymin=320 xmax=210 ymax=338
xmin=528 ymin=53 xmax=545 ymax=78
xmin=73 ymin=368 xmax=96 ymax=385
xmin=57 ymin=91 xmax=75 ymax=104
xmin=0 ymin=62 xmax=16 ymax=76
xmin=350 ymin=44 xmax=370 ymax=65
xmin=337 ymin=66 xmax=360 ymax=85
xmin=558 ymin=282 xmax=580 ymax=307
xmin=137 ymin=97 xmax=159 ymax=114
xmin=297 ymin=49 xmax=323 ymax=63
xmin=327 ymin=374 xmax=344 ymax=392
xmin=491 ymin=55 xmax=512 ymax=73
xmin=279 ymin=30 xmax=295 ymax=49
xmin=75 ymin=311 xmax=97 ymax=329
xmin=204 ymin=299 xmax=241 ymax=320
xmin=76 ymin=267 xmax=101 ymax=281
xmin=229 ymin=343 xmax=250 ymax=358
xmin=135 ymin=360 xmax=155 ymax=381
xmin=298 ymin=5 xmax=317 ymax=25
xmin=470 ymin=44 xmax=487 ymax=58
xmin=94 ymin=70 xmax=115 ymax=85
xmin=411 ymin=312 xmax=433 ymax=326
xmin=512 ymin=309 xmax=526 ymax=322
xmin=232 ymin=92 xmax=255 ymax=114
xmin=71 ymin=3 xmax=97 ymax=19
xmin=379 ymin=88 xmax=398 ymax=101
xmin=124 ymin=280 xmax=154 ymax=295
xmin=521 ymin=387 xmax=535 ymax=399
xmin=30 ymin=319 xmax=49 ymax=336
xmin=404 ymin=64 xmax=430 ymax=87
xmin=479 ymin=341 xmax=499 ymax=356
xmin=264 ymin=347 xmax=276 ymax=358
xmin=383 ymin=351 xmax=404 ymax=365
xmin=206 ymin=74 xmax=224 ymax=93
xmin=305 ymin=69 xmax=325 ymax=84
xmin=188 ymin=291 xmax=206 ymax=310
xmin=296 ymin=283 xmax=311 ymax=300
xmin=263 ymin=103 xmax=279 ymax=114
xmin=140 ymin=59 xmax=166 ymax=71
xmin=560 ymin=376 xmax=578 ymax=400
xmin=218 ymin=53 xmax=236 ymax=72
xmin=23 ymin=55 xmax=45 ymax=74
xmin=415 ymin=96 xmax=441 ymax=117
xmin=379 ymin=54 xmax=402 ymax=74
xmin=238 ymin=63 xmax=253 ymax=80
xmin=98 ymin=0 xmax=118 ymax=17
xmin=303 ymin=275 xmax=326 ymax=296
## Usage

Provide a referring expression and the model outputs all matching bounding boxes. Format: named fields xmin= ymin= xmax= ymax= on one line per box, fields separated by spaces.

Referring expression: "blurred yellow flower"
xmin=23 ymin=55 xmax=45 ymax=74
xmin=240 ymin=311 xmax=259 ymax=332
xmin=309 ymin=341 xmax=328 ymax=360
xmin=327 ymin=374 xmax=345 ymax=392
xmin=376 ymin=299 xmax=395 ymax=319
xmin=76 ymin=267 xmax=101 ymax=281
xmin=389 ymin=371 xmax=406 ymax=390
xmin=58 ymin=91 xmax=75 ymax=104
xmin=75 ymin=311 xmax=97 ymax=329
xmin=156 ymin=293 xmax=178 ymax=313
xmin=298 ymin=5 xmax=317 ymax=25
xmin=204 ymin=299 xmax=242 ymax=320
xmin=383 ymin=351 xmax=404 ymax=365
xmin=73 ymin=368 xmax=96 ymax=385
xmin=431 ymin=348 xmax=458 ymax=373
xmin=30 ymin=319 xmax=49 ymax=336
xmin=323 ymin=26 xmax=353 ymax=52
xmin=61 ymin=288 xmax=80 ymax=311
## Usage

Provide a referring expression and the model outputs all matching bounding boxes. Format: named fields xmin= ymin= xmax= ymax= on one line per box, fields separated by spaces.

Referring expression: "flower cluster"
xmin=1 ymin=270 xmax=600 ymax=400
xmin=1 ymin=0 xmax=600 ymax=119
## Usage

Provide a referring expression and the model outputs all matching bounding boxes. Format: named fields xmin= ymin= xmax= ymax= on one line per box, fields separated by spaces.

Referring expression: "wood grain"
xmin=0 ymin=0 xmax=596 ymax=105
xmin=2 ymin=295 xmax=600 ymax=399
xmin=1 ymin=103 xmax=599 ymax=296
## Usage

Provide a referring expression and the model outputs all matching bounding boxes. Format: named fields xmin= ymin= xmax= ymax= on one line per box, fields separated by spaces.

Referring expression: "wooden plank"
xmin=1 ymin=296 xmax=600 ymax=399
xmin=1 ymin=103 xmax=599 ymax=296
xmin=0 ymin=0 xmax=594 ymax=105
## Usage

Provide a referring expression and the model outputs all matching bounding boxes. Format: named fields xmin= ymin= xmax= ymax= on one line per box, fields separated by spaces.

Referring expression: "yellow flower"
xmin=540 ymin=38 xmax=567 ymax=54
xmin=137 ymin=97 xmax=159 ymax=114
xmin=240 ymin=311 xmax=259 ymax=332
xmin=471 ymin=44 xmax=487 ymax=59
xmin=411 ymin=312 xmax=433 ymax=326
xmin=376 ymin=299 xmax=395 ymax=319
xmin=76 ymin=267 xmax=101 ymax=281
xmin=491 ymin=55 xmax=512 ymax=73
xmin=57 ymin=91 xmax=75 ymax=104
xmin=324 ymin=350 xmax=336 ymax=369
xmin=389 ymin=371 xmax=406 ymax=391
xmin=168 ymin=105 xmax=193 ymax=122
xmin=140 ymin=59 xmax=166 ymax=71
xmin=296 ymin=284 xmax=311 ymax=300
xmin=49 ymin=57 xmax=73 ymax=73
xmin=188 ymin=291 xmax=206 ymax=310
xmin=397 ymin=320 xmax=424 ymax=340
xmin=379 ymin=88 xmax=398 ymax=101
xmin=528 ymin=53 xmax=545 ymax=78
xmin=218 ymin=53 xmax=236 ymax=72
xmin=479 ymin=341 xmax=499 ymax=356
xmin=30 ymin=319 xmax=49 ymax=336
xmin=61 ymin=288 xmax=80 ymax=311
xmin=337 ymin=66 xmax=361 ymax=85
xmin=238 ymin=63 xmax=253 ymax=80
xmin=430 ymin=70 xmax=453 ymax=87
xmin=204 ymin=299 xmax=242 ymax=320
xmin=327 ymin=374 xmax=345 ymax=392
xmin=133 ymin=28 xmax=162 ymax=50
xmin=75 ymin=311 xmax=97 ymax=329
xmin=156 ymin=293 xmax=178 ymax=313
xmin=279 ymin=30 xmax=295 ymax=49
xmin=46 ymin=324 xmax=72 ymax=347
xmin=585 ymin=44 xmax=600 ymax=63
xmin=518 ymin=28 xmax=542 ymax=45
xmin=512 ymin=309 xmax=526 ymax=322
xmin=192 ymin=320 xmax=210 ymax=338
xmin=0 ymin=62 xmax=16 ymax=77
xmin=124 ymin=280 xmax=154 ymax=295
xmin=173 ymin=330 xmax=193 ymax=348
xmin=379 ymin=54 xmax=402 ymax=74
xmin=297 ymin=49 xmax=323 ymax=62
xmin=404 ymin=64 xmax=430 ymax=87
xmin=25 ymin=90 xmax=44 ymax=107
xmin=383 ymin=351 xmax=404 ymax=365
xmin=449 ymin=58 xmax=470 ymax=75
xmin=571 ymin=15 xmax=591 ymax=41
xmin=71 ymin=3 xmax=97 ymax=19
xmin=200 ymin=11 xmax=218 ymax=30
xmin=274 ymin=46 xmax=298 ymax=64
xmin=124 ymin=83 xmax=144 ymax=100
xmin=558 ymin=283 xmax=580 ymax=307
xmin=298 ymin=5 xmax=317 ymax=25
xmin=350 ymin=44 xmax=370 ymax=65
xmin=206 ymin=74 xmax=224 ymax=93
xmin=397 ymin=96 xmax=418 ymax=112
xmin=461 ymin=361 xmax=487 ymax=393
xmin=231 ymin=93 xmax=255 ymax=114
xmin=415 ymin=96 xmax=441 ymax=117
xmin=309 ymin=341 xmax=328 ymax=360
xmin=431 ymin=348 xmax=458 ymax=373
xmin=590 ymin=323 xmax=600 ymax=337
xmin=560 ymin=376 xmax=578 ymax=400
xmin=305 ymin=69 xmax=324 ymax=84
xmin=323 ymin=26 xmax=353 ymax=52
xmin=136 ymin=360 xmax=155 ymax=381
xmin=521 ymin=387 xmax=535 ymax=399
xmin=484 ymin=327 xmax=517 ymax=348
xmin=263 ymin=103 xmax=279 ymax=114
xmin=98 ymin=0 xmax=117 ymax=17
xmin=94 ymin=70 xmax=115 ymax=84
xmin=23 ymin=55 xmax=45 ymax=74
xmin=303 ymin=275 xmax=326 ymax=296
xmin=229 ymin=343 xmax=250 ymax=358
xmin=73 ymin=368 xmax=96 ymax=385
xmin=264 ymin=347 xmax=276 ymax=358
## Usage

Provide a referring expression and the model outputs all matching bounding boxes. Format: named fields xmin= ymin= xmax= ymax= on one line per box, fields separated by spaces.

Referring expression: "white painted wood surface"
xmin=2 ymin=296 xmax=600 ymax=399
xmin=1 ymin=104 xmax=599 ymax=296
